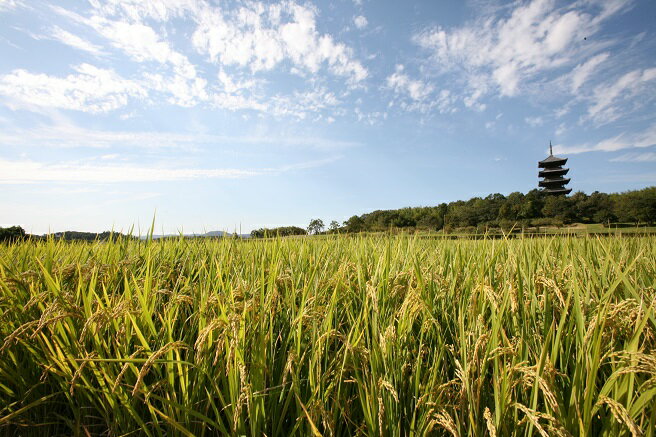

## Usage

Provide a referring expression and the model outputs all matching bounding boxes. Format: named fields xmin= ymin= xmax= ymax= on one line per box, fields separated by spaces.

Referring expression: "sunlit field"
xmin=1 ymin=235 xmax=655 ymax=436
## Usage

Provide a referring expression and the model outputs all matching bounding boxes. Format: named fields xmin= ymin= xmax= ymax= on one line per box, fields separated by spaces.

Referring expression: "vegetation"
xmin=338 ymin=186 xmax=656 ymax=233
xmin=0 ymin=226 xmax=26 ymax=243
xmin=1 ymin=235 xmax=655 ymax=435
xmin=250 ymin=226 xmax=307 ymax=238
xmin=307 ymin=219 xmax=325 ymax=235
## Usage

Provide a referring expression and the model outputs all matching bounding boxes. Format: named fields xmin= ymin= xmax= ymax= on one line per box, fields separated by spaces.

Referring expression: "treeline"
xmin=250 ymin=226 xmax=307 ymax=238
xmin=0 ymin=226 xmax=27 ymax=243
xmin=339 ymin=186 xmax=656 ymax=233
xmin=0 ymin=228 xmax=138 ymax=243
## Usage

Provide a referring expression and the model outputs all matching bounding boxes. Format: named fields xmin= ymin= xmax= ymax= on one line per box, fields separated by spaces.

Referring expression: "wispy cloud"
xmin=609 ymin=151 xmax=656 ymax=162
xmin=353 ymin=15 xmax=368 ymax=29
xmin=385 ymin=64 xmax=456 ymax=114
xmin=570 ymin=52 xmax=609 ymax=92
xmin=414 ymin=0 xmax=630 ymax=108
xmin=585 ymin=67 xmax=656 ymax=125
xmin=0 ymin=0 xmax=22 ymax=12
xmin=49 ymin=26 xmax=105 ymax=56
xmin=554 ymin=123 xmax=656 ymax=154
xmin=0 ymin=155 xmax=341 ymax=184
xmin=0 ymin=123 xmax=361 ymax=151
xmin=0 ymin=64 xmax=146 ymax=112
xmin=525 ymin=116 xmax=544 ymax=127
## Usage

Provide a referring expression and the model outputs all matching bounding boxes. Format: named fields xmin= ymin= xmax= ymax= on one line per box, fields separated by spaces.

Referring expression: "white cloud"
xmin=354 ymin=15 xmax=368 ymax=29
xmin=386 ymin=64 xmax=458 ymax=114
xmin=191 ymin=2 xmax=367 ymax=83
xmin=49 ymin=26 xmax=104 ymax=55
xmin=586 ymin=67 xmax=656 ymax=124
xmin=270 ymin=87 xmax=341 ymax=118
xmin=88 ymin=17 xmax=197 ymax=79
xmin=0 ymin=123 xmax=360 ymax=151
xmin=525 ymin=116 xmax=544 ymax=127
xmin=0 ymin=0 xmax=21 ymax=11
xmin=554 ymin=123 xmax=656 ymax=154
xmin=0 ymin=158 xmax=259 ymax=183
xmin=610 ymin=151 xmax=656 ymax=162
xmin=570 ymin=52 xmax=609 ymax=92
xmin=0 ymin=64 xmax=146 ymax=112
xmin=414 ymin=0 xmax=629 ymax=107
xmin=0 ymin=155 xmax=341 ymax=184
xmin=87 ymin=0 xmax=200 ymax=22
xmin=387 ymin=64 xmax=433 ymax=101
xmin=49 ymin=1 xmax=366 ymax=114
xmin=53 ymin=5 xmax=207 ymax=105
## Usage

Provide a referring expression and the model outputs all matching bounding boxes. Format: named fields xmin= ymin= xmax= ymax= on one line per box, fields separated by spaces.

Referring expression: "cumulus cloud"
xmin=190 ymin=2 xmax=367 ymax=82
xmin=414 ymin=0 xmax=630 ymax=107
xmin=387 ymin=65 xmax=433 ymax=101
xmin=353 ymin=15 xmax=368 ymax=29
xmin=93 ymin=0 xmax=368 ymax=83
xmin=0 ymin=64 xmax=146 ymax=112
xmin=46 ymin=1 xmax=367 ymax=116
xmin=385 ymin=64 xmax=457 ymax=114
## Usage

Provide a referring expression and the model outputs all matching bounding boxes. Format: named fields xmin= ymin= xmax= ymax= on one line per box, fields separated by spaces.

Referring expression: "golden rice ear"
xmin=1 ymin=234 xmax=655 ymax=435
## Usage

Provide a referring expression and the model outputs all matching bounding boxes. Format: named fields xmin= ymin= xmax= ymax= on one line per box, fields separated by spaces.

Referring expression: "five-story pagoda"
xmin=539 ymin=142 xmax=571 ymax=195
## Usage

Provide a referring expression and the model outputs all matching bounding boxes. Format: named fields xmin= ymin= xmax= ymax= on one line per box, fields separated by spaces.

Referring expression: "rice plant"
xmin=1 ymin=235 xmax=655 ymax=436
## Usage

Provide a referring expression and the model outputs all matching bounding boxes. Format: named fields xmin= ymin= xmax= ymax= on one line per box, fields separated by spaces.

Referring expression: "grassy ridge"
xmin=1 ymin=235 xmax=655 ymax=436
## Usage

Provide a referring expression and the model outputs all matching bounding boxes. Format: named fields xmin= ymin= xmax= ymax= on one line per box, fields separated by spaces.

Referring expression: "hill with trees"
xmin=338 ymin=186 xmax=655 ymax=233
xmin=3 ymin=187 xmax=654 ymax=241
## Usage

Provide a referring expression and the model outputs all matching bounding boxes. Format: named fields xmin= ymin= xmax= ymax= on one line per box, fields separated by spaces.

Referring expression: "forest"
xmin=339 ymin=186 xmax=656 ymax=233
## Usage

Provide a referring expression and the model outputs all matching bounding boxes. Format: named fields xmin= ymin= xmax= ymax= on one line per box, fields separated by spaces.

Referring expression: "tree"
xmin=250 ymin=226 xmax=307 ymax=238
xmin=329 ymin=220 xmax=340 ymax=232
xmin=0 ymin=226 xmax=26 ymax=243
xmin=343 ymin=215 xmax=364 ymax=233
xmin=307 ymin=218 xmax=325 ymax=235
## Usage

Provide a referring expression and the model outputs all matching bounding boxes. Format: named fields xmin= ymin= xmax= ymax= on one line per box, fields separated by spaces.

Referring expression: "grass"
xmin=1 ymin=234 xmax=655 ymax=436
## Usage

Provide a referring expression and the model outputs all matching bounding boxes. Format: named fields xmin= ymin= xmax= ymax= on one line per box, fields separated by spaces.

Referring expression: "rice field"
xmin=1 ymin=235 xmax=655 ymax=436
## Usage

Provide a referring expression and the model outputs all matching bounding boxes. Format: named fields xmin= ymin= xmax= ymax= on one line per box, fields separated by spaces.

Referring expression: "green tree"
xmin=307 ymin=218 xmax=325 ymax=235
xmin=328 ymin=220 xmax=340 ymax=232
xmin=0 ymin=226 xmax=26 ymax=243
xmin=343 ymin=215 xmax=364 ymax=233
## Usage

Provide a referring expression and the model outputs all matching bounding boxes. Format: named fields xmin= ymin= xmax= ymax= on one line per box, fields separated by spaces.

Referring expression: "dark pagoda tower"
xmin=538 ymin=142 xmax=571 ymax=195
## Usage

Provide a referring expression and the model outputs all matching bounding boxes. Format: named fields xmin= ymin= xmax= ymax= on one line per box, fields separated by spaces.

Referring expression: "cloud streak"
xmin=0 ymin=155 xmax=341 ymax=184
xmin=0 ymin=123 xmax=361 ymax=151
xmin=554 ymin=124 xmax=656 ymax=154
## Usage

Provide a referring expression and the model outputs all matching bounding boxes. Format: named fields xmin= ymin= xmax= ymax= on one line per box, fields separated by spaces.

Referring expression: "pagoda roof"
xmin=538 ymin=155 xmax=568 ymax=166
xmin=539 ymin=177 xmax=571 ymax=187
xmin=539 ymin=167 xmax=569 ymax=176
xmin=543 ymin=187 xmax=572 ymax=195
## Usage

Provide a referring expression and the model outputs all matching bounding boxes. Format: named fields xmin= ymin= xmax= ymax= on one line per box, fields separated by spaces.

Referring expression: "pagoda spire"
xmin=549 ymin=141 xmax=553 ymax=156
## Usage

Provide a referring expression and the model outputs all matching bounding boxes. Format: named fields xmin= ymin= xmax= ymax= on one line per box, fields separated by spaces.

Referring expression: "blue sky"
xmin=1 ymin=0 xmax=655 ymax=234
